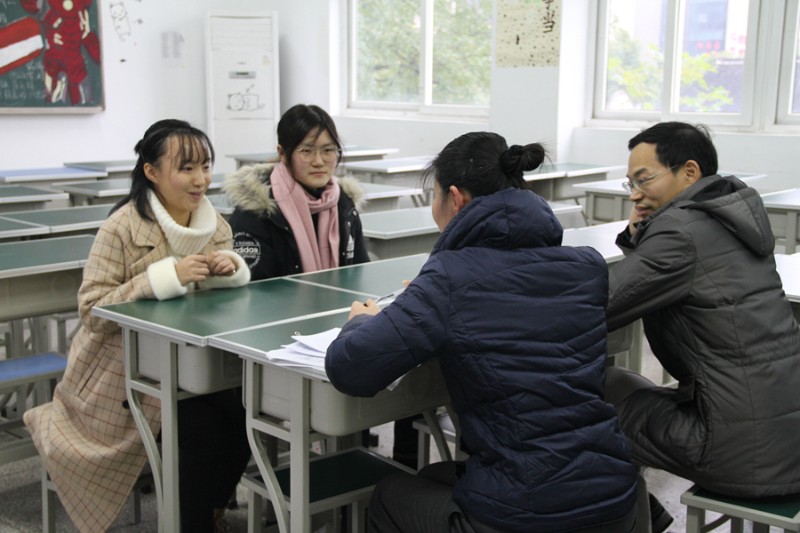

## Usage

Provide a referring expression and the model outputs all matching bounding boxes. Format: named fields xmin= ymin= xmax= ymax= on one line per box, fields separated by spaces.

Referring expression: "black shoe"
xmin=649 ymin=493 xmax=674 ymax=533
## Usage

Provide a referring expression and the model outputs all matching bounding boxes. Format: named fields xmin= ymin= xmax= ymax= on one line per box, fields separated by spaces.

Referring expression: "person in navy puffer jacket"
xmin=325 ymin=131 xmax=638 ymax=533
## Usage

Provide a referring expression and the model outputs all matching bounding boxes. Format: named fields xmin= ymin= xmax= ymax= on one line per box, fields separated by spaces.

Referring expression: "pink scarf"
xmin=270 ymin=162 xmax=341 ymax=272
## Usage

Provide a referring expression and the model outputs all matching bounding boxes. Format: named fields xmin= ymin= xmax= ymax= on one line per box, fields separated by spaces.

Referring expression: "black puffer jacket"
xmin=223 ymin=163 xmax=370 ymax=280
xmin=608 ymin=174 xmax=800 ymax=497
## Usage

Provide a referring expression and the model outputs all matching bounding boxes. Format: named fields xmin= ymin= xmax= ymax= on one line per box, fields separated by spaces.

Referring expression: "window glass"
xmin=604 ymin=0 xmax=666 ymax=112
xmin=793 ymin=25 xmax=800 ymax=114
xmin=353 ymin=0 xmax=421 ymax=104
xmin=677 ymin=0 xmax=749 ymax=113
xmin=431 ymin=0 xmax=493 ymax=106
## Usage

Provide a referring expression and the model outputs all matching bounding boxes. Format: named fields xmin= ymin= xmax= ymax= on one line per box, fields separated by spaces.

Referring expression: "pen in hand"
xmin=373 ymin=287 xmax=405 ymax=305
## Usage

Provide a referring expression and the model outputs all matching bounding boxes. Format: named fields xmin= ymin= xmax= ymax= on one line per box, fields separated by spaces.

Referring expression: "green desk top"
xmin=762 ymin=188 xmax=800 ymax=209
xmin=59 ymin=175 xmax=224 ymax=197
xmin=3 ymin=205 xmax=111 ymax=233
xmin=688 ymin=487 xmax=800 ymax=521
xmin=59 ymin=178 xmax=133 ymax=196
xmin=94 ymin=278 xmax=361 ymax=346
xmin=0 ymin=216 xmax=48 ymax=239
xmin=65 ymin=160 xmax=137 ymax=173
xmin=361 ymin=207 xmax=437 ymax=239
xmin=0 ymin=234 xmax=95 ymax=279
xmin=525 ymin=162 xmax=621 ymax=181
xmin=359 ymin=181 xmax=424 ymax=199
xmin=0 ymin=167 xmax=106 ymax=183
xmin=288 ymin=254 xmax=428 ymax=298
xmin=562 ymin=222 xmax=627 ymax=263
xmin=0 ymin=185 xmax=69 ymax=204
xmin=210 ymin=311 xmax=350 ymax=370
xmin=361 ymin=203 xmax=578 ymax=240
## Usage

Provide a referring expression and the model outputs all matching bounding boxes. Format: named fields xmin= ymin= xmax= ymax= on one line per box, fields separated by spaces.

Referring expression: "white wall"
xmin=3 ymin=0 xmax=799 ymax=188
xmin=0 ymin=0 xmax=274 ymax=170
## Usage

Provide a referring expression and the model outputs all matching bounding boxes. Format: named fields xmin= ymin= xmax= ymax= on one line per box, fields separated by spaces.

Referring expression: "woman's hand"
xmin=349 ymin=299 xmax=380 ymax=320
xmin=175 ymin=255 xmax=211 ymax=285
xmin=207 ymin=251 xmax=237 ymax=276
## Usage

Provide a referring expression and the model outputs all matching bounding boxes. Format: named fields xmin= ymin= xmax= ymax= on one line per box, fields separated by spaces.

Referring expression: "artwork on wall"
xmin=0 ymin=0 xmax=103 ymax=114
xmin=496 ymin=0 xmax=561 ymax=68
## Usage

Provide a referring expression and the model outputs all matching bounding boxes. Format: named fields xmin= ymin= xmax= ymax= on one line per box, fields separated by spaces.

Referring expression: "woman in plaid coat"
xmin=24 ymin=119 xmax=251 ymax=533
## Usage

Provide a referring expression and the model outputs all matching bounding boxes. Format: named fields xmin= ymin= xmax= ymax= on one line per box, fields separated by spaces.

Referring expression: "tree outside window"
xmin=351 ymin=0 xmax=492 ymax=111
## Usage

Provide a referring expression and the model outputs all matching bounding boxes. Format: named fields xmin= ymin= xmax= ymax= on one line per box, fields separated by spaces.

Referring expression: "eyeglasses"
xmin=622 ymin=165 xmax=681 ymax=193
xmin=295 ymin=146 xmax=341 ymax=162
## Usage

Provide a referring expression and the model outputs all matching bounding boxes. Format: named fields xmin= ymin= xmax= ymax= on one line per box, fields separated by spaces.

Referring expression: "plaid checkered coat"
xmin=24 ymin=201 xmax=248 ymax=533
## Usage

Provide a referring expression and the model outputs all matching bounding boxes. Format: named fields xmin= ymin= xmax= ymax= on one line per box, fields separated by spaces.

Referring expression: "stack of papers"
xmin=265 ymin=326 xmax=403 ymax=390
xmin=265 ymin=328 xmax=341 ymax=378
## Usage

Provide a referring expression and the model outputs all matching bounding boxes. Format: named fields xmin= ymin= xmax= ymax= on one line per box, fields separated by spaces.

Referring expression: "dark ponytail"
xmin=498 ymin=143 xmax=547 ymax=188
xmin=423 ymin=131 xmax=548 ymax=198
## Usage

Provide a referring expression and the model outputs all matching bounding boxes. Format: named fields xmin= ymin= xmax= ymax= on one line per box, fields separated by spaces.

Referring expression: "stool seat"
xmin=0 ymin=353 xmax=67 ymax=389
xmin=681 ymin=484 xmax=800 ymax=532
xmin=243 ymin=447 xmax=411 ymax=532
xmin=0 ymin=352 xmax=66 ymax=466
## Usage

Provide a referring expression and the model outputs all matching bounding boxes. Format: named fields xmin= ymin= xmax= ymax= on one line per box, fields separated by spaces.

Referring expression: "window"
xmin=348 ymin=0 xmax=493 ymax=116
xmin=777 ymin=1 xmax=800 ymax=124
xmin=594 ymin=0 xmax=760 ymax=126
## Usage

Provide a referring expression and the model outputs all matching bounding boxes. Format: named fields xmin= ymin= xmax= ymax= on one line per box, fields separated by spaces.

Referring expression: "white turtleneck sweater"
xmin=146 ymin=190 xmax=250 ymax=300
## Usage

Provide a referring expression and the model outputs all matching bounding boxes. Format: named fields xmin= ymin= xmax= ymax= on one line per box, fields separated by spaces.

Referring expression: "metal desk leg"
xmin=289 ymin=376 xmax=312 ymax=533
xmin=245 ymin=359 xmax=290 ymax=533
xmin=161 ymin=342 xmax=180 ymax=532
xmin=585 ymin=193 xmax=596 ymax=225
xmin=123 ymin=330 xmax=180 ymax=533
xmin=786 ymin=212 xmax=798 ymax=254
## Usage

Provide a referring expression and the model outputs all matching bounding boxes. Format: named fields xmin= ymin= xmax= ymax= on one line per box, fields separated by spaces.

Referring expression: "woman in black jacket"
xmin=223 ymin=104 xmax=369 ymax=280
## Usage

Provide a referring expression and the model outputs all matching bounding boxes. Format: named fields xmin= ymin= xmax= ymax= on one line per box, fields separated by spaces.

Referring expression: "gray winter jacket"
xmin=607 ymin=174 xmax=800 ymax=497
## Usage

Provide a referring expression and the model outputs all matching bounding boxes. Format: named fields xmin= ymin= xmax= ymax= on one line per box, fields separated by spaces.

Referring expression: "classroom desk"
xmin=524 ymin=163 xmax=624 ymax=202
xmin=358 ymin=181 xmax=427 ymax=211
xmin=0 ymin=217 xmax=49 ymax=241
xmin=340 ymin=156 xmax=433 ymax=189
xmin=92 ymin=254 xmax=439 ymax=533
xmin=64 ymin=159 xmax=137 ymax=180
xmin=207 ymin=181 xmax=426 ymax=218
xmin=229 ymin=146 xmax=400 ymax=169
xmin=762 ymin=189 xmax=800 ymax=254
xmin=574 ymin=172 xmax=767 ymax=224
xmin=57 ymin=175 xmax=225 ymax=206
xmin=0 ymin=185 xmax=69 ymax=213
xmin=0 ymin=205 xmax=110 ymax=238
xmin=0 ymin=167 xmax=106 ymax=188
xmin=361 ymin=203 xmax=585 ymax=259
xmin=0 ymin=235 xmax=94 ymax=355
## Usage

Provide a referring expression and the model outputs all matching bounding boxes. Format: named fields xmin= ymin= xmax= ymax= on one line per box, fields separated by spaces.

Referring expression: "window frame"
xmin=345 ymin=0 xmax=491 ymax=119
xmin=591 ymin=0 xmax=763 ymax=128
xmin=776 ymin=1 xmax=800 ymax=125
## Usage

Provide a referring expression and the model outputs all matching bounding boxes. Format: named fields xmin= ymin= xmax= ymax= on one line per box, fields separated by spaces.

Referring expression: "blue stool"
xmin=682 ymin=484 xmax=800 ymax=532
xmin=0 ymin=352 xmax=66 ymax=465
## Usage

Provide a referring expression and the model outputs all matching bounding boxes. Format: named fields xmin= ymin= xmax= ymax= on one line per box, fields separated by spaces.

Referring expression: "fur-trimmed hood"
xmin=222 ymin=163 xmax=365 ymax=216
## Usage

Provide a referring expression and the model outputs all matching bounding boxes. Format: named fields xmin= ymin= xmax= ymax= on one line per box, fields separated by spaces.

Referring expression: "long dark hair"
xmin=111 ymin=119 xmax=215 ymax=220
xmin=276 ymin=104 xmax=343 ymax=174
xmin=422 ymin=131 xmax=547 ymax=198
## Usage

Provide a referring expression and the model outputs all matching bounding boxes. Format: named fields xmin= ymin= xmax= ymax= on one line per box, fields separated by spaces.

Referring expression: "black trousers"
xmin=177 ymin=387 xmax=251 ymax=533
xmin=368 ymin=461 xmax=637 ymax=533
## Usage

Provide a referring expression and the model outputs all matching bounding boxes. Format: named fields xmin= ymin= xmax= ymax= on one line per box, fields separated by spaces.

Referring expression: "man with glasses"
xmin=604 ymin=121 xmax=800 ymax=532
